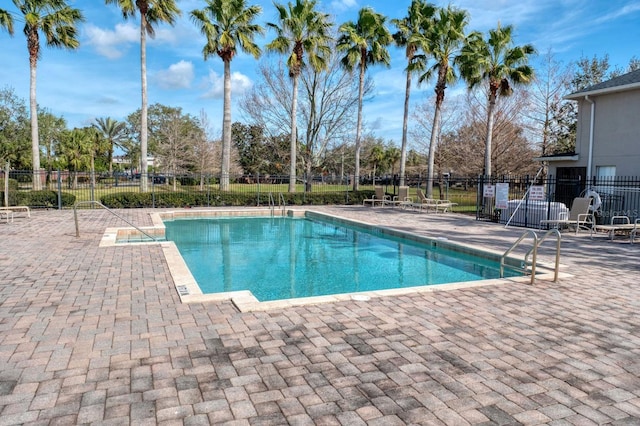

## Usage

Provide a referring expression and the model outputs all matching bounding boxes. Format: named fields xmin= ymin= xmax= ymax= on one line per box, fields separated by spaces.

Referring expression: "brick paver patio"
xmin=1 ymin=206 xmax=639 ymax=425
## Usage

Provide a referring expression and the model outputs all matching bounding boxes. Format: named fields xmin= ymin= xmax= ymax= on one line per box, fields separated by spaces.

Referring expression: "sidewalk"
xmin=1 ymin=206 xmax=639 ymax=425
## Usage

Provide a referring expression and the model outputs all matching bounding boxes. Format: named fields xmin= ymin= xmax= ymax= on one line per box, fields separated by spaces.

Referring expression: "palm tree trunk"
xmin=140 ymin=16 xmax=149 ymax=193
xmin=427 ymin=103 xmax=441 ymax=198
xmin=90 ymin=153 xmax=96 ymax=188
xmin=221 ymin=59 xmax=232 ymax=191
xmin=289 ymin=74 xmax=298 ymax=193
xmin=353 ymin=60 xmax=365 ymax=192
xmin=30 ymin=61 xmax=41 ymax=190
xmin=108 ymin=145 xmax=113 ymax=176
xmin=399 ymin=66 xmax=411 ymax=187
xmin=484 ymin=95 xmax=496 ymax=177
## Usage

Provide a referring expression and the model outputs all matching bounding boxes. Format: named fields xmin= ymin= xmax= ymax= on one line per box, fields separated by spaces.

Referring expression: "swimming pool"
xmin=162 ymin=211 xmax=523 ymax=303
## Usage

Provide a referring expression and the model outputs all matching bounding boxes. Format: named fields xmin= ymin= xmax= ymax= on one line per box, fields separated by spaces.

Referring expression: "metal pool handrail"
xmin=73 ymin=201 xmax=157 ymax=241
xmin=501 ymin=229 xmax=538 ymax=285
xmin=525 ymin=228 xmax=561 ymax=283
xmin=279 ymin=193 xmax=286 ymax=215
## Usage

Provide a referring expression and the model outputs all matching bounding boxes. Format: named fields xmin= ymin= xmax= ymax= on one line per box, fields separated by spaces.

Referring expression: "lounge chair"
xmin=362 ymin=186 xmax=389 ymax=207
xmin=409 ymin=189 xmax=457 ymax=213
xmin=0 ymin=209 xmax=13 ymax=223
xmin=590 ymin=215 xmax=640 ymax=243
xmin=408 ymin=189 xmax=438 ymax=212
xmin=0 ymin=205 xmax=30 ymax=221
xmin=539 ymin=197 xmax=594 ymax=233
xmin=385 ymin=186 xmax=412 ymax=208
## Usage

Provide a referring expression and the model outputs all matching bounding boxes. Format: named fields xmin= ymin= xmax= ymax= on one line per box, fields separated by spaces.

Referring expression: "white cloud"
xmin=202 ymin=70 xmax=253 ymax=99
xmin=330 ymin=0 xmax=358 ymax=13
xmin=155 ymin=60 xmax=194 ymax=89
xmin=595 ymin=3 xmax=640 ymax=24
xmin=84 ymin=22 xmax=139 ymax=59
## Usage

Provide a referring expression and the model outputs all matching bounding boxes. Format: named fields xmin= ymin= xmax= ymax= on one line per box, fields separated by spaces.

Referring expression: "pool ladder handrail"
xmin=501 ymin=230 xmax=538 ymax=285
xmin=278 ymin=193 xmax=286 ymax=216
xmin=500 ymin=229 xmax=561 ymax=284
xmin=525 ymin=228 xmax=561 ymax=283
xmin=73 ymin=200 xmax=157 ymax=241
xmin=268 ymin=192 xmax=286 ymax=216
xmin=268 ymin=192 xmax=275 ymax=215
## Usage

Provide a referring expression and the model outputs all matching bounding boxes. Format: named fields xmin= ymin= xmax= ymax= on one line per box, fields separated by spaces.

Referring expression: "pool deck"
xmin=1 ymin=206 xmax=639 ymax=425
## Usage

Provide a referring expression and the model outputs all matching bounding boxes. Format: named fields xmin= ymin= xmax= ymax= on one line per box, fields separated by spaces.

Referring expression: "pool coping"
xmin=101 ymin=208 xmax=569 ymax=312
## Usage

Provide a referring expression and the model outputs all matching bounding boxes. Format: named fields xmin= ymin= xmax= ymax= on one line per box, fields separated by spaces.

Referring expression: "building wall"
xmin=575 ymin=90 xmax=640 ymax=177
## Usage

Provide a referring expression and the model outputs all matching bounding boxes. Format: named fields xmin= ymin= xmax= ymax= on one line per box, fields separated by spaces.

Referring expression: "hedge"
xmin=100 ymin=190 xmax=375 ymax=208
xmin=15 ymin=190 xmax=76 ymax=208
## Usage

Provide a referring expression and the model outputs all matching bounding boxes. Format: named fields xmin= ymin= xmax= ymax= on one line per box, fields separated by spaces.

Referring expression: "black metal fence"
xmin=8 ymin=169 xmax=636 ymax=229
xmin=477 ymin=174 xmax=640 ymax=228
xmin=1 ymin=169 xmax=480 ymax=211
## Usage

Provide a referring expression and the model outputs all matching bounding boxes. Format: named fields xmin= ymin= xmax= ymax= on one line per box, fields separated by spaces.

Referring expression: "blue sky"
xmin=1 ymin=0 xmax=639 ymax=143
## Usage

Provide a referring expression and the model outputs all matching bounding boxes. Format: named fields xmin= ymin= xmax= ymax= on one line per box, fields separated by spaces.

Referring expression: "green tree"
xmin=337 ymin=7 xmax=392 ymax=191
xmin=56 ymin=128 xmax=92 ymax=189
xmin=459 ymin=24 xmax=535 ymax=177
xmin=266 ymin=0 xmax=332 ymax=193
xmin=0 ymin=87 xmax=30 ymax=168
xmin=154 ymin=108 xmax=202 ymax=190
xmin=232 ymin=122 xmax=267 ymax=174
xmin=384 ymin=146 xmax=401 ymax=178
xmin=368 ymin=143 xmax=385 ymax=181
xmin=12 ymin=0 xmax=84 ymax=189
xmin=0 ymin=8 xmax=14 ymax=35
xmin=191 ymin=0 xmax=263 ymax=191
xmin=38 ymin=109 xmax=67 ymax=183
xmin=418 ymin=5 xmax=468 ymax=197
xmin=105 ymin=0 xmax=181 ymax=192
xmin=93 ymin=117 xmax=127 ymax=176
xmin=391 ymin=0 xmax=435 ymax=187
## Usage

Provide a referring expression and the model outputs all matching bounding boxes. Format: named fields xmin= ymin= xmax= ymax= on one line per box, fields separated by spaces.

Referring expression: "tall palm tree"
xmin=418 ymin=5 xmax=468 ymax=197
xmin=337 ymin=7 xmax=392 ymax=191
xmin=458 ymin=23 xmax=535 ymax=177
xmin=0 ymin=8 xmax=14 ymax=35
xmin=391 ymin=0 xmax=435 ymax=188
xmin=105 ymin=0 xmax=181 ymax=192
xmin=12 ymin=0 xmax=83 ymax=190
xmin=93 ymin=117 xmax=127 ymax=176
xmin=191 ymin=0 xmax=263 ymax=191
xmin=266 ymin=0 xmax=332 ymax=193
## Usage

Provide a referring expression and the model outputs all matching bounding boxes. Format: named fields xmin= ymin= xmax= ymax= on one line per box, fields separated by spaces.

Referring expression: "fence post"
xmin=206 ymin=174 xmax=210 ymax=207
xmin=57 ymin=169 xmax=62 ymax=210
xmin=152 ymin=174 xmax=156 ymax=208
xmin=90 ymin=170 xmax=95 ymax=203
xmin=4 ymin=162 xmax=9 ymax=207
xmin=257 ymin=172 xmax=260 ymax=206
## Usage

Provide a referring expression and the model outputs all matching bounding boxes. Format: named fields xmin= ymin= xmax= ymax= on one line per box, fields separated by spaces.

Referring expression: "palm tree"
xmin=391 ymin=0 xmax=435 ymax=188
xmin=105 ymin=0 xmax=181 ymax=192
xmin=418 ymin=5 xmax=468 ymax=198
xmin=93 ymin=117 xmax=127 ymax=176
xmin=266 ymin=0 xmax=332 ymax=193
xmin=191 ymin=0 xmax=263 ymax=191
xmin=368 ymin=143 xmax=384 ymax=182
xmin=12 ymin=0 xmax=83 ymax=190
xmin=0 ymin=8 xmax=14 ymax=35
xmin=337 ymin=7 xmax=392 ymax=191
xmin=458 ymin=23 xmax=535 ymax=177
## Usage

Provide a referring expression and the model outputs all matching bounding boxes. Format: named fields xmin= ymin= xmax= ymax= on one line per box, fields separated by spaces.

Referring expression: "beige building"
xmin=543 ymin=68 xmax=640 ymax=181
xmin=538 ymin=69 xmax=640 ymax=219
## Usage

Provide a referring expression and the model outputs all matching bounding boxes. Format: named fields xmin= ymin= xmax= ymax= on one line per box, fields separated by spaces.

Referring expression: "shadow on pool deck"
xmin=1 ymin=206 xmax=639 ymax=425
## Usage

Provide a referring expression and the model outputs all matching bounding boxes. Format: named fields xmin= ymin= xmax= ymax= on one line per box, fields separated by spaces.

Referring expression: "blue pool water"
xmin=164 ymin=215 xmax=520 ymax=302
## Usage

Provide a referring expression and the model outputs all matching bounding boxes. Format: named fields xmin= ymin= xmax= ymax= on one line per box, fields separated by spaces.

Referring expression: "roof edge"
xmin=565 ymin=81 xmax=640 ymax=100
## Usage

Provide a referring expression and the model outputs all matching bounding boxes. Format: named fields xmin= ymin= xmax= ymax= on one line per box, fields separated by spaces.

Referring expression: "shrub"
xmin=0 ymin=178 xmax=19 ymax=206
xmin=16 ymin=190 xmax=76 ymax=207
xmin=99 ymin=190 xmax=369 ymax=208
